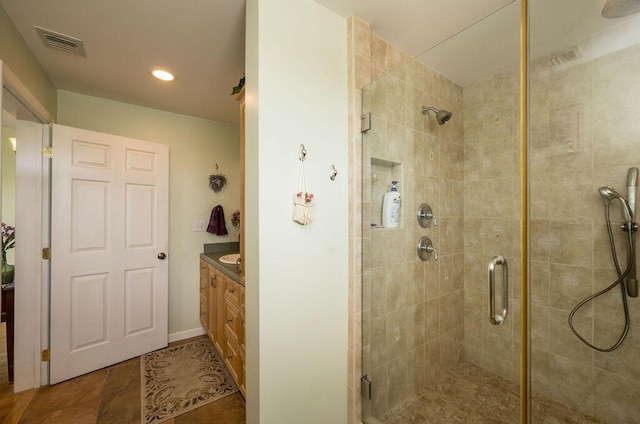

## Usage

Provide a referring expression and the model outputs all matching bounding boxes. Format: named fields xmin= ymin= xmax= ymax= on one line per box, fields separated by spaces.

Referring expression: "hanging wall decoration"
xmin=292 ymin=144 xmax=314 ymax=226
xmin=208 ymin=164 xmax=227 ymax=193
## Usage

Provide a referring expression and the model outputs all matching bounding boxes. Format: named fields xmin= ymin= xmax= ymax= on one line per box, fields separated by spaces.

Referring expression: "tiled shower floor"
xmin=377 ymin=361 xmax=603 ymax=424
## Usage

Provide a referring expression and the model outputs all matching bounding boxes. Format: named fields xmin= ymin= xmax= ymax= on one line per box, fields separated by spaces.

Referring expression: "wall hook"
xmin=299 ymin=144 xmax=307 ymax=162
xmin=329 ymin=165 xmax=338 ymax=181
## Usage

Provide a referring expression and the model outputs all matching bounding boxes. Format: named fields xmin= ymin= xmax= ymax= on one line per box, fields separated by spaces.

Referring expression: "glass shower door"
xmin=361 ymin=2 xmax=522 ymax=422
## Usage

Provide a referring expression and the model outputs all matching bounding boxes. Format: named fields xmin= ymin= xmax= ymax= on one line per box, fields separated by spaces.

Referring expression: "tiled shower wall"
xmin=463 ymin=39 xmax=640 ymax=422
xmin=359 ymin=37 xmax=465 ymax=420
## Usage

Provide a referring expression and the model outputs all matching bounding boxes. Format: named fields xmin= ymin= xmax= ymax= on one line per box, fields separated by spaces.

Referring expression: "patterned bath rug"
xmin=141 ymin=338 xmax=238 ymax=423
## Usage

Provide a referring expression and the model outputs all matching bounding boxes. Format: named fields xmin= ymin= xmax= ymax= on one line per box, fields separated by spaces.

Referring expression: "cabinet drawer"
xmin=225 ymin=279 xmax=241 ymax=305
xmin=224 ymin=329 xmax=243 ymax=386
xmin=225 ymin=300 xmax=242 ymax=344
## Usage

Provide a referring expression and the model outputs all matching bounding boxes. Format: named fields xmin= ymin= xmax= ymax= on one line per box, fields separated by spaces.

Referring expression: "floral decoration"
xmin=2 ymin=223 xmax=15 ymax=264
xmin=231 ymin=210 xmax=240 ymax=228
xmin=296 ymin=192 xmax=314 ymax=204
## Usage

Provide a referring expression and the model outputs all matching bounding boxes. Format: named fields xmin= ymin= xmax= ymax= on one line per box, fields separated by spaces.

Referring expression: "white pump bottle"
xmin=382 ymin=181 xmax=401 ymax=228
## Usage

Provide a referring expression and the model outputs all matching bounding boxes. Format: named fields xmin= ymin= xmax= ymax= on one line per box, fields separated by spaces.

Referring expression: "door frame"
xmin=1 ymin=61 xmax=54 ymax=391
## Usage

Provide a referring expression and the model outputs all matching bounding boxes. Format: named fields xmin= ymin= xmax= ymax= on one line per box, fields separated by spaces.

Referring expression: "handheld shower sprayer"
xmin=626 ymin=167 xmax=639 ymax=298
xmin=570 ymin=173 xmax=639 ymax=351
xmin=628 ymin=167 xmax=638 ymax=221
xmin=598 ymin=185 xmax=633 ymax=223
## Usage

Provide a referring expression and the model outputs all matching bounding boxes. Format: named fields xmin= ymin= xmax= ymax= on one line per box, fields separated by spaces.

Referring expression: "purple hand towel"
xmin=207 ymin=205 xmax=228 ymax=236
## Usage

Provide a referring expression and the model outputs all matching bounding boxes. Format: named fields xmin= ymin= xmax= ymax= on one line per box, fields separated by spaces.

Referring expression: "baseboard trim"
xmin=168 ymin=327 xmax=206 ymax=343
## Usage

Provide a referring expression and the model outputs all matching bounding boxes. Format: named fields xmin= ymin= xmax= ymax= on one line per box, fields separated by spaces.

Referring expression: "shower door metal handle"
xmin=488 ymin=255 xmax=508 ymax=326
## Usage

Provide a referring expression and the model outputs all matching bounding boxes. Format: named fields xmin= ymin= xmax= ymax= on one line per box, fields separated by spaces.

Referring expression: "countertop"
xmin=200 ymin=251 xmax=241 ymax=284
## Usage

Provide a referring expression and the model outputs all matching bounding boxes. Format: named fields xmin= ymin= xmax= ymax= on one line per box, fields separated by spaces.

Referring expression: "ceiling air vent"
xmin=548 ymin=46 xmax=582 ymax=68
xmin=35 ymin=26 xmax=85 ymax=57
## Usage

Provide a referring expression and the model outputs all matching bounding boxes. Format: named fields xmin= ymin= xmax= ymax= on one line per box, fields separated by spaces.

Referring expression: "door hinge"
xmin=43 ymin=146 xmax=53 ymax=159
xmin=41 ymin=349 xmax=50 ymax=361
xmin=361 ymin=112 xmax=371 ymax=133
xmin=361 ymin=375 xmax=372 ymax=400
xmin=42 ymin=247 xmax=51 ymax=260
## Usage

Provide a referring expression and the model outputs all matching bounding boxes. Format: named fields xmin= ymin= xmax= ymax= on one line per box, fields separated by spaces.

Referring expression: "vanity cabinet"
xmin=199 ymin=257 xmax=245 ymax=397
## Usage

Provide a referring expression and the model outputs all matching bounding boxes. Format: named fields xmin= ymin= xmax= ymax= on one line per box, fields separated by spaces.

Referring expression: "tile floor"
xmin=377 ymin=361 xmax=604 ymax=424
xmin=0 ymin=332 xmax=245 ymax=424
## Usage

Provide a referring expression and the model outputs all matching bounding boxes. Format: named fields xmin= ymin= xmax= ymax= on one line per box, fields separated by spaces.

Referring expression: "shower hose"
xmin=568 ymin=204 xmax=635 ymax=352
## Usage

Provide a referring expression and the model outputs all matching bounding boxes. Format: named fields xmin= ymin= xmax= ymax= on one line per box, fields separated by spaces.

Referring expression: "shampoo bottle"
xmin=382 ymin=181 xmax=401 ymax=228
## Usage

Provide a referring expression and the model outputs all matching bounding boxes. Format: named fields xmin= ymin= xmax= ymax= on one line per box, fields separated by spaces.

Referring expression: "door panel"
xmin=71 ymin=179 xmax=109 ymax=252
xmin=50 ymin=123 xmax=169 ymax=384
xmin=124 ymin=267 xmax=156 ymax=336
xmin=125 ymin=184 xmax=156 ymax=248
xmin=70 ymin=273 xmax=108 ymax=351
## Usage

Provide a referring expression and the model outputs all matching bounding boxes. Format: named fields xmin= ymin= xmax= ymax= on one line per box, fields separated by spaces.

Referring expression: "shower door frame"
xmin=518 ymin=0 xmax=530 ymax=422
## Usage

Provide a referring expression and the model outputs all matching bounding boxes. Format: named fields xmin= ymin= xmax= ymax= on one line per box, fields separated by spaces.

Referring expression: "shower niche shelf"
xmin=370 ymin=157 xmax=403 ymax=230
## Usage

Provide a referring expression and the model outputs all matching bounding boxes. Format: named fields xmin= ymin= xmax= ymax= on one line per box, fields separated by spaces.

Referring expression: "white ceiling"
xmin=2 ymin=0 xmax=638 ymax=124
xmin=0 ymin=0 xmax=246 ymax=124
xmin=315 ymin=0 xmax=515 ymax=58
xmin=317 ymin=0 xmax=640 ymax=87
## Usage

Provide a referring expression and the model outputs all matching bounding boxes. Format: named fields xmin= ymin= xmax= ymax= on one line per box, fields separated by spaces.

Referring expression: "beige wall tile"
xmin=593 ymin=368 xmax=640 ymax=423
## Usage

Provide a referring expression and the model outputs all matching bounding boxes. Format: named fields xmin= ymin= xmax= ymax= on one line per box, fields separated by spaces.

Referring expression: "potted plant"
xmin=2 ymin=223 xmax=15 ymax=284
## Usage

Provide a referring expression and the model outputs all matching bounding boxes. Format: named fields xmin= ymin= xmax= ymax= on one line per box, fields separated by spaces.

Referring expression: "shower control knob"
xmin=417 ymin=203 xmax=438 ymax=228
xmin=417 ymin=236 xmax=438 ymax=261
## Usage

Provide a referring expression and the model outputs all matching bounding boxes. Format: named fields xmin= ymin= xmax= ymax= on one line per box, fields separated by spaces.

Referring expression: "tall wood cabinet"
xmin=198 ymin=87 xmax=247 ymax=397
xmin=236 ymin=87 xmax=245 ymax=284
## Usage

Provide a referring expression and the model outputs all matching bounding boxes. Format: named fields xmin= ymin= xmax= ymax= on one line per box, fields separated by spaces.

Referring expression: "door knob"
xmin=157 ymin=252 xmax=167 ymax=260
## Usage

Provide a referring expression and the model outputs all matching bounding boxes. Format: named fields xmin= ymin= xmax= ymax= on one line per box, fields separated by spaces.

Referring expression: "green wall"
xmin=57 ymin=90 xmax=240 ymax=335
xmin=0 ymin=3 xmax=56 ymax=118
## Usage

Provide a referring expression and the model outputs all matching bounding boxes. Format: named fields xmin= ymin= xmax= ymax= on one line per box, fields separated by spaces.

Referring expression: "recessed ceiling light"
xmin=150 ymin=67 xmax=176 ymax=82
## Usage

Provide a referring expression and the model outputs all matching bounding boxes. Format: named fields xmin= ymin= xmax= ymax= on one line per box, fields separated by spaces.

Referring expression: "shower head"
xmin=602 ymin=0 xmax=640 ymax=18
xmin=599 ymin=185 xmax=633 ymax=222
xmin=421 ymin=106 xmax=453 ymax=125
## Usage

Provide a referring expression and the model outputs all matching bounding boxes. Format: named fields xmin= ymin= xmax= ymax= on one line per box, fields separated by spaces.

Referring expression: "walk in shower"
xmin=361 ymin=0 xmax=640 ymax=422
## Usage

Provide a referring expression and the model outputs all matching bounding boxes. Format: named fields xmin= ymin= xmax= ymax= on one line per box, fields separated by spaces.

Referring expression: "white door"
xmin=49 ymin=124 xmax=169 ymax=384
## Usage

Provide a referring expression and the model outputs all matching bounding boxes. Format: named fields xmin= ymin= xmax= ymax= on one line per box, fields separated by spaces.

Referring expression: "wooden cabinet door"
xmin=215 ymin=272 xmax=227 ymax=356
xmin=199 ymin=260 xmax=209 ymax=329
xmin=207 ymin=266 xmax=226 ymax=356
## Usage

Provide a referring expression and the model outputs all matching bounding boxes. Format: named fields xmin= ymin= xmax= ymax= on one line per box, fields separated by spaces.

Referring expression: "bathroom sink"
xmin=219 ymin=253 xmax=241 ymax=264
